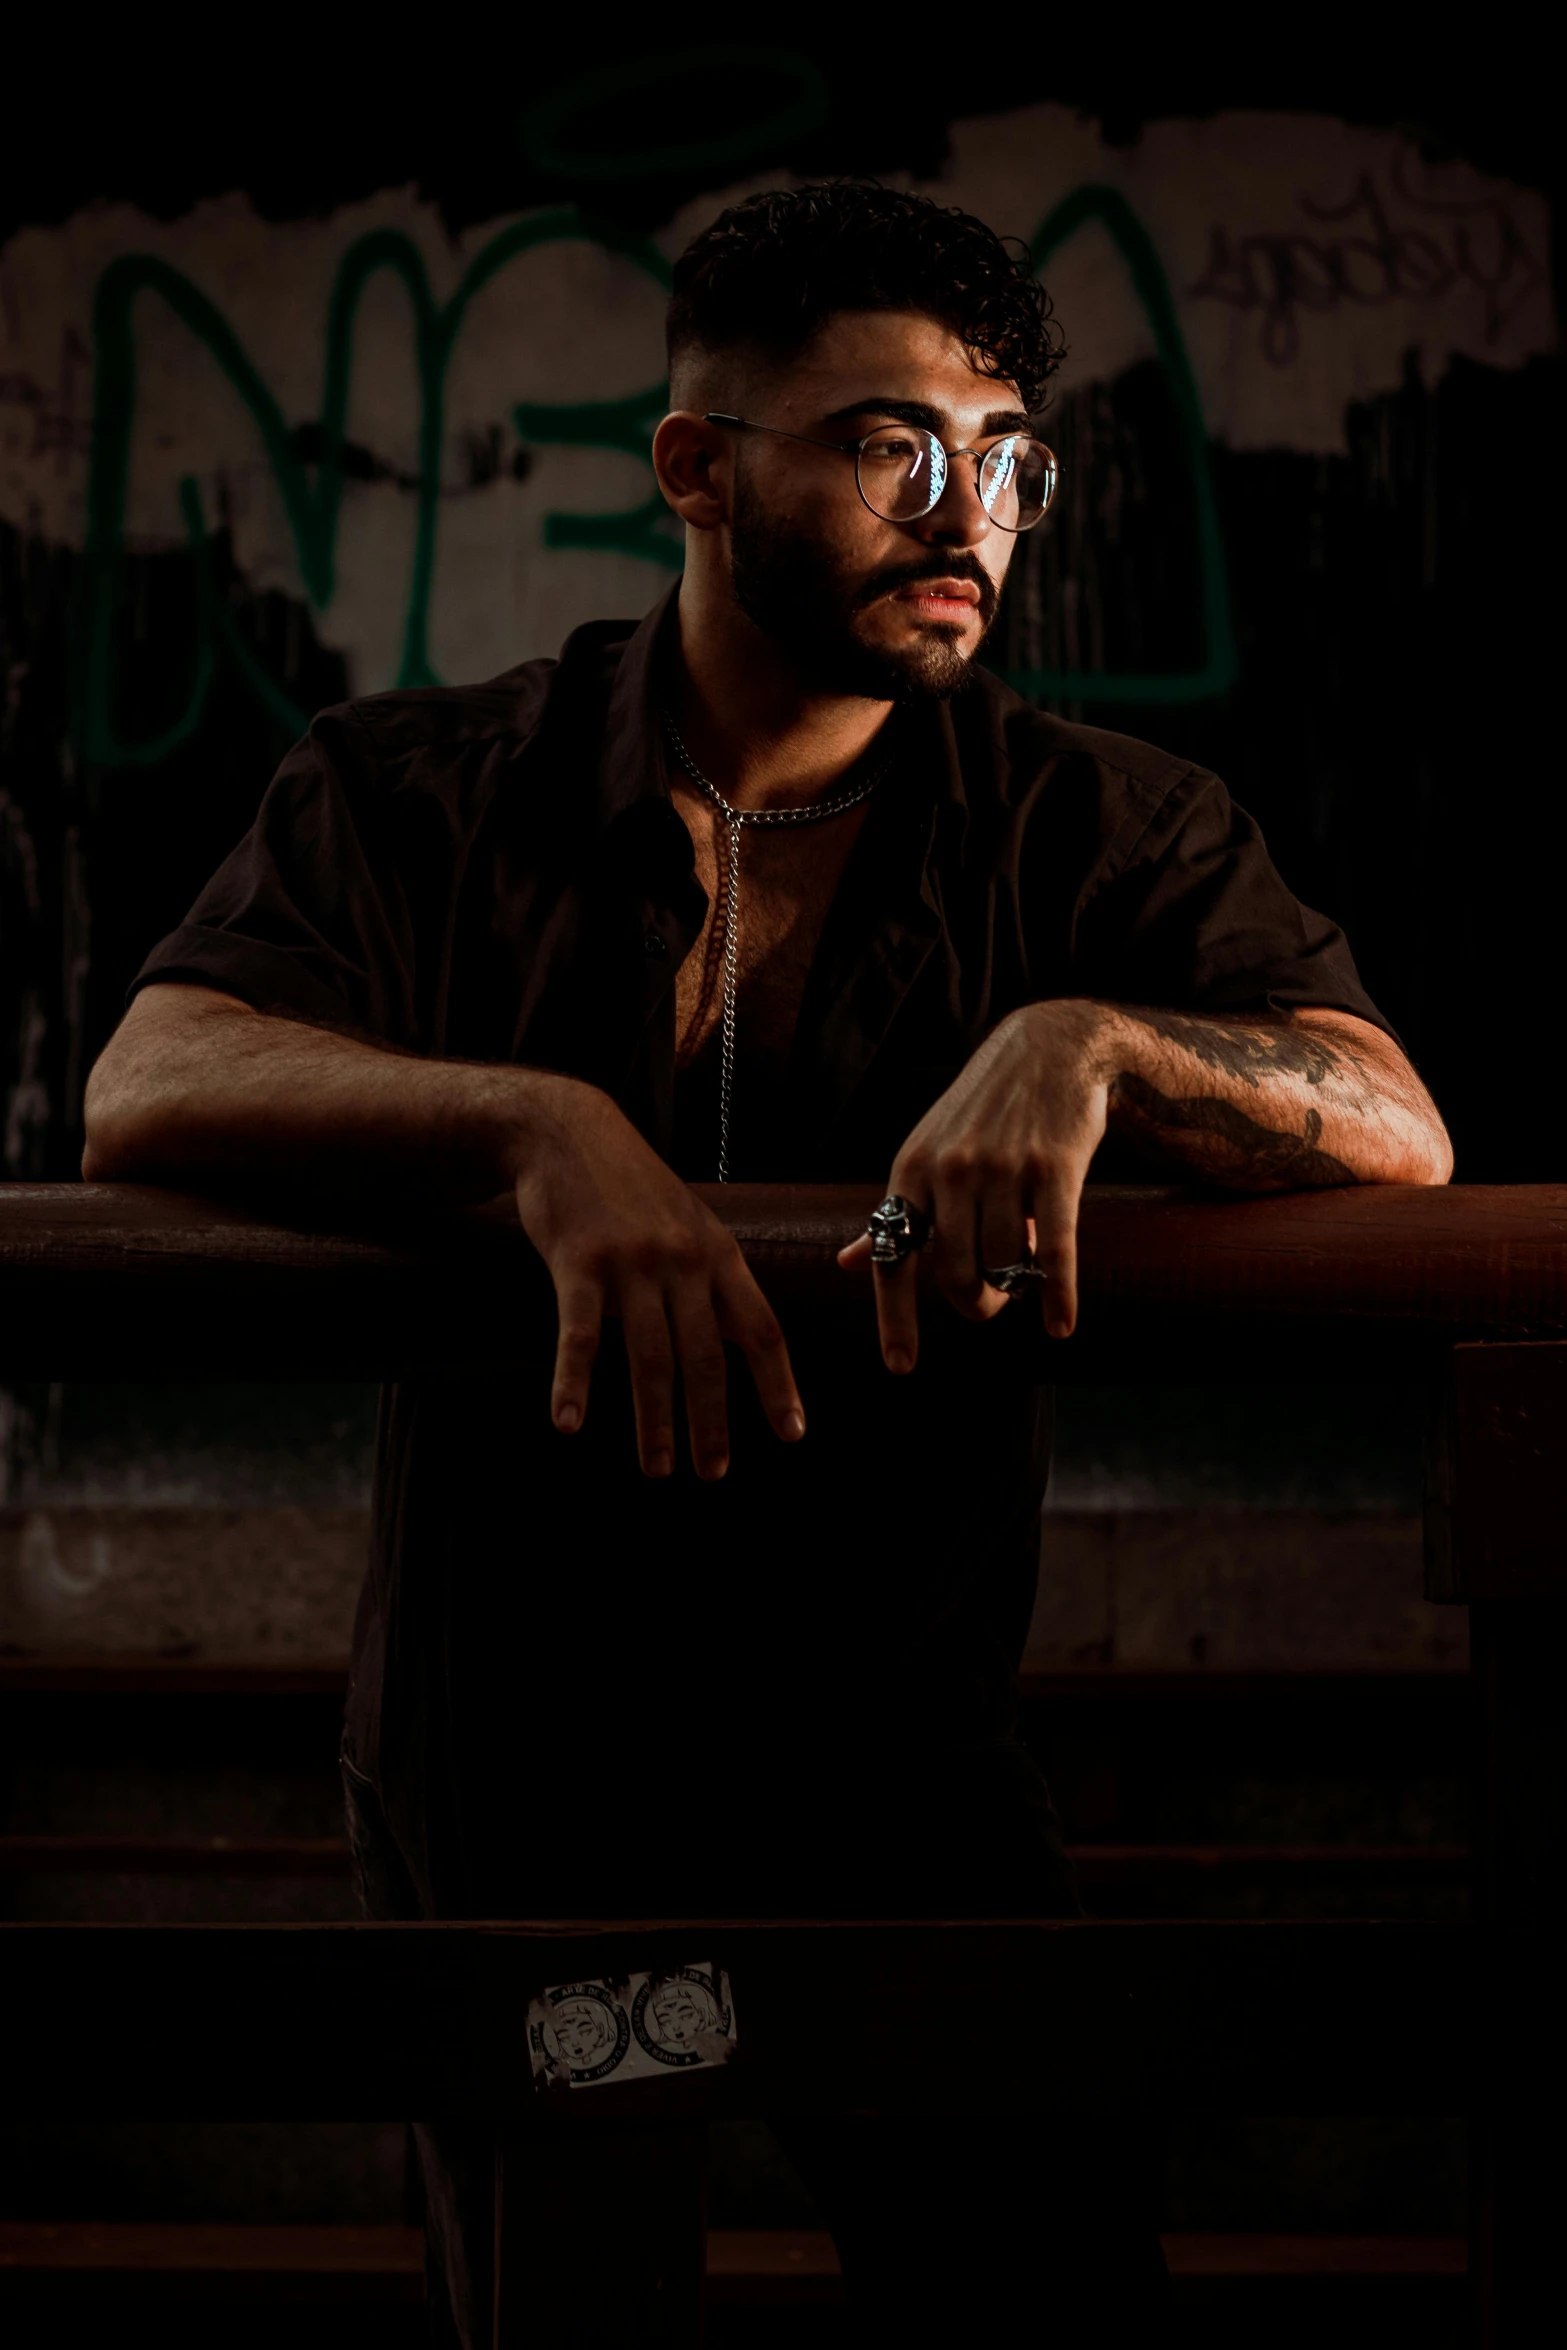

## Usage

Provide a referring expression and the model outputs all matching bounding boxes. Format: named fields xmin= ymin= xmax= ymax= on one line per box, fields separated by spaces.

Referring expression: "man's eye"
xmin=866 ymin=437 xmax=921 ymax=463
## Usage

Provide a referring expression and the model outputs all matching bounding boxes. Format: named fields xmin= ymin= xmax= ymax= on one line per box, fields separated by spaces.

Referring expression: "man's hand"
xmin=510 ymin=1080 xmax=806 ymax=1479
xmin=838 ymin=1001 xmax=1109 ymax=1366
xmin=837 ymin=996 xmax=1452 ymax=1373
xmin=84 ymin=984 xmax=805 ymax=1481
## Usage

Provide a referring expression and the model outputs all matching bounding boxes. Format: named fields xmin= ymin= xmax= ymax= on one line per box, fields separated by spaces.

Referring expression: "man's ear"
xmin=652 ymin=412 xmax=730 ymax=531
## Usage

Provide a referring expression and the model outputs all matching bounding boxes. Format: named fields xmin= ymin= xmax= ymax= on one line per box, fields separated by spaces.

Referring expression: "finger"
xmin=713 ymin=1254 xmax=807 ymax=1443
xmin=551 ymin=1277 xmax=603 ymax=1434
xmin=1030 ymin=1160 xmax=1083 ymax=1339
xmin=669 ymin=1282 xmax=733 ymax=1481
xmin=837 ymin=1234 xmax=873 ymax=1270
xmin=873 ymin=1246 xmax=922 ymax=1371
xmin=619 ymin=1278 xmax=678 ymax=1477
xmin=977 ymin=1175 xmax=1031 ymax=1315
xmin=929 ymin=1157 xmax=988 ymax=1321
xmin=869 ymin=1172 xmax=933 ymax=1370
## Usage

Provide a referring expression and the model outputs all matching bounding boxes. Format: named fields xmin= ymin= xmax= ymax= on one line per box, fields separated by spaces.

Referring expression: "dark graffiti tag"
xmin=1188 ymin=169 xmax=1548 ymax=365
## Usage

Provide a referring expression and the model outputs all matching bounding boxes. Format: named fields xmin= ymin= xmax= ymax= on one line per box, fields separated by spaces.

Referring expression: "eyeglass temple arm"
xmin=703 ymin=414 xmax=857 ymax=457
xmin=706 ymin=413 xmax=1042 ymax=463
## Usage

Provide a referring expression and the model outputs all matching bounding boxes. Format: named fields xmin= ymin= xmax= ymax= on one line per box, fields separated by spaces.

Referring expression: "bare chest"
xmin=671 ymin=784 xmax=871 ymax=1076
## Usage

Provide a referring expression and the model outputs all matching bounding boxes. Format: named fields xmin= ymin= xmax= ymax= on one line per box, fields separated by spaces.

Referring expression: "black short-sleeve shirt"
xmin=134 ymin=585 xmax=1389 ymax=1915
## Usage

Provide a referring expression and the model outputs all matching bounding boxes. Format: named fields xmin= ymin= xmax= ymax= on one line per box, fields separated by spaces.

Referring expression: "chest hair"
xmin=671 ymin=782 xmax=872 ymax=1079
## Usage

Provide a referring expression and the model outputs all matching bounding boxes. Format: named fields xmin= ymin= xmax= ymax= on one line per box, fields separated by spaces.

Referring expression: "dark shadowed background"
xmin=1 ymin=35 xmax=1561 ymax=1184
xmin=0 ymin=33 xmax=1556 ymax=2345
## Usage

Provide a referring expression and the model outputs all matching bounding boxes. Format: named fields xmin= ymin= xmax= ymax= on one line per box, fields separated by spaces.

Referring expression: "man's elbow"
xmin=1401 ymin=1062 xmax=1455 ymax=1187
xmin=81 ymin=1055 xmax=162 ymax=1183
xmin=1383 ymin=1113 xmax=1454 ymax=1189
xmin=80 ymin=1120 xmax=149 ymax=1185
xmin=81 ymin=1033 xmax=200 ymax=1184
xmin=81 ymin=984 xmax=252 ymax=1184
xmin=1357 ymin=1034 xmax=1454 ymax=1187
xmin=1413 ymin=1123 xmax=1456 ymax=1187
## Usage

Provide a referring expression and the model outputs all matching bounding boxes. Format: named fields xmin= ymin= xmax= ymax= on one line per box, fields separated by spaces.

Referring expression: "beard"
xmin=727 ymin=473 xmax=1000 ymax=700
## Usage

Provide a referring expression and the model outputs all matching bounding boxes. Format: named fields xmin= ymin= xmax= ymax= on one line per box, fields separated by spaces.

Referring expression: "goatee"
xmin=727 ymin=478 xmax=997 ymax=700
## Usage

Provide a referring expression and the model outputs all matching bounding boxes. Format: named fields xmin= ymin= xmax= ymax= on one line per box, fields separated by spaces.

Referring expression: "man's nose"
xmin=908 ymin=457 xmax=992 ymax=548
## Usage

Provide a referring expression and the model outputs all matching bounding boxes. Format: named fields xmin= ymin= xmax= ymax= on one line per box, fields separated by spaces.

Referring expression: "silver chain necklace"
xmin=662 ymin=713 xmax=888 ymax=1182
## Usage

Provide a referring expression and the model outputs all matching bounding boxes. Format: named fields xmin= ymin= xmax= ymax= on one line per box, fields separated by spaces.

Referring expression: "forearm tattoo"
xmin=1110 ymin=1069 xmax=1359 ymax=1188
xmin=1106 ymin=1006 xmax=1375 ymax=1190
xmin=1114 ymin=1004 xmax=1375 ymax=1096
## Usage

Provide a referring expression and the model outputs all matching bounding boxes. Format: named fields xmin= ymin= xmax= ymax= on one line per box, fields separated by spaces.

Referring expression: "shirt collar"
xmin=594 ymin=579 xmax=683 ymax=840
xmin=573 ymin=572 xmax=975 ymax=855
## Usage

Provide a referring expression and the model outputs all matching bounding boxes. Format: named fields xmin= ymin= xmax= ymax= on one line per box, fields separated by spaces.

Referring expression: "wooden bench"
xmin=2 ymin=1178 xmax=1564 ymax=2346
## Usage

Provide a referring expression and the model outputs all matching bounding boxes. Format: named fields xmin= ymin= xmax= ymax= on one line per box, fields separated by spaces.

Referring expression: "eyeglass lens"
xmin=856 ymin=428 xmax=1056 ymax=531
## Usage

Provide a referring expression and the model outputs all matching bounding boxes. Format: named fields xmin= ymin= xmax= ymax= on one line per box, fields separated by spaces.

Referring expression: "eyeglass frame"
xmin=702 ymin=412 xmax=1056 ymax=533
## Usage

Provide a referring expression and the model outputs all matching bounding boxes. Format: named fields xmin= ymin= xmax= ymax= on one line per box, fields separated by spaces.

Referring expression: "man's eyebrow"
xmin=820 ymin=396 xmax=943 ymax=433
xmin=820 ymin=395 xmax=1034 ymax=440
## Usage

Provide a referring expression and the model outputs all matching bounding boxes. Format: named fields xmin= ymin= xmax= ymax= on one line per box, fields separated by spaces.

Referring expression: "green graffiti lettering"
xmin=512 ymin=383 xmax=681 ymax=569
xmin=80 ymin=182 xmax=1237 ymax=767
xmin=82 ymin=210 xmax=672 ymax=767
xmin=1007 ymin=186 xmax=1239 ymax=706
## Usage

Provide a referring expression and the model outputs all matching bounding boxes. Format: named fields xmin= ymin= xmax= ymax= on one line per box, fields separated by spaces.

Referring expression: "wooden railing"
xmin=1 ymin=1178 xmax=1562 ymax=1375
xmin=3 ymin=1179 xmax=1564 ymax=2347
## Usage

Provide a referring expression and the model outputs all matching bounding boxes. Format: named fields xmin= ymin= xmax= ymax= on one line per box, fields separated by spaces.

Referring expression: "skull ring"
xmin=867 ymin=1194 xmax=932 ymax=1271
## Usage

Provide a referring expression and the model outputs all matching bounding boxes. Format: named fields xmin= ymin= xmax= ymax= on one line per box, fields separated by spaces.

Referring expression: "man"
xmin=84 ymin=182 xmax=1450 ymax=2343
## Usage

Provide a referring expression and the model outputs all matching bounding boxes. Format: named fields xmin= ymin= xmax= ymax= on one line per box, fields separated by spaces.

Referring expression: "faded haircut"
xmin=666 ymin=181 xmax=1065 ymax=417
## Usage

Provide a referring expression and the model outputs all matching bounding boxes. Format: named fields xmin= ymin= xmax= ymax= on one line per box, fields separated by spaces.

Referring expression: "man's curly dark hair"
xmin=667 ymin=182 xmax=1064 ymax=418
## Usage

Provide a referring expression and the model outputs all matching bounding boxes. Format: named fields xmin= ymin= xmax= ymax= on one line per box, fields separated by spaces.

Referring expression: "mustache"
xmin=851 ymin=551 xmax=999 ymax=628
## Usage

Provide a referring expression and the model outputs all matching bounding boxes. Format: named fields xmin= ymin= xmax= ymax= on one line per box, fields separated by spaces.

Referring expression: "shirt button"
xmin=643 ymin=928 xmax=668 ymax=958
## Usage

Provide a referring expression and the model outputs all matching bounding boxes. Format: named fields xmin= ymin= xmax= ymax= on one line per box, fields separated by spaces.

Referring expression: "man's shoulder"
xmin=343 ymin=661 xmax=557 ymax=752
xmin=965 ymin=663 xmax=1202 ymax=808
xmin=309 ymin=616 xmax=639 ymax=777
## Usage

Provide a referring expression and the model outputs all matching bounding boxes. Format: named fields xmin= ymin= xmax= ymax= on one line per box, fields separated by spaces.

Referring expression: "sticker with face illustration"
xmin=526 ymin=1963 xmax=737 ymax=2090
xmin=631 ymin=1967 xmax=733 ymax=2067
xmin=527 ymin=1982 xmax=632 ymax=2086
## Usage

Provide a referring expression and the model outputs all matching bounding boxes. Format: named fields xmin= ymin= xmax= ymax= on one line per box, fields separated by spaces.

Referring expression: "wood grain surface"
xmin=1 ymin=1180 xmax=1563 ymax=1379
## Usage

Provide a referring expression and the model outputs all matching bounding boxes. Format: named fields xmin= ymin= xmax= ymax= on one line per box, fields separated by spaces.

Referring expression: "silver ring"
xmin=867 ymin=1194 xmax=931 ymax=1271
xmin=983 ymin=1259 xmax=1050 ymax=1297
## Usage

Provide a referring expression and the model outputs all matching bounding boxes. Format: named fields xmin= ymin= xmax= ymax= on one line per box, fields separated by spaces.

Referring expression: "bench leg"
xmin=494 ymin=2120 xmax=708 ymax=2348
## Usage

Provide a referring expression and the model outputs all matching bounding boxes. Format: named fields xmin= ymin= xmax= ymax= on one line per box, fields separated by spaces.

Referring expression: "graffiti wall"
xmin=0 ymin=101 xmax=1558 ymax=1179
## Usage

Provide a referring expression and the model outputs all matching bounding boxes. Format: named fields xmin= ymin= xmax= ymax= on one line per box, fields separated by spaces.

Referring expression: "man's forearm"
xmin=85 ymin=984 xmax=808 ymax=1475
xmin=1087 ymin=1001 xmax=1451 ymax=1189
xmin=82 ymin=985 xmax=584 ymax=1202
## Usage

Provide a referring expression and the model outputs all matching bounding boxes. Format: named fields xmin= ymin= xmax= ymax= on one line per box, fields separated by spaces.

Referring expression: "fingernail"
xmin=887 ymin=1347 xmax=913 ymax=1374
xmin=648 ymin=1450 xmax=672 ymax=1478
xmin=704 ymin=1456 xmax=729 ymax=1481
xmin=556 ymin=1402 xmax=580 ymax=1433
xmin=784 ymin=1409 xmax=806 ymax=1441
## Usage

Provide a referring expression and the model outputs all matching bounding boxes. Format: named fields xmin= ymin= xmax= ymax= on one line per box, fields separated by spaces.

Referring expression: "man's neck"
xmin=669 ymin=578 xmax=893 ymax=812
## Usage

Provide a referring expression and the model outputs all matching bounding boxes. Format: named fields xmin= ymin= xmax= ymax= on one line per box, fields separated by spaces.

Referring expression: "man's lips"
xmin=892 ymin=578 xmax=982 ymax=617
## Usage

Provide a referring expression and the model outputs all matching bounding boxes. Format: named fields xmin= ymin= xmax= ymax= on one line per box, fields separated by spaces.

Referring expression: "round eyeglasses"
xmin=704 ymin=412 xmax=1057 ymax=532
